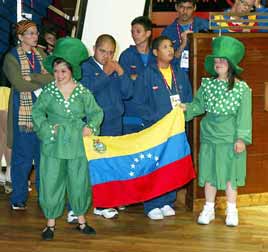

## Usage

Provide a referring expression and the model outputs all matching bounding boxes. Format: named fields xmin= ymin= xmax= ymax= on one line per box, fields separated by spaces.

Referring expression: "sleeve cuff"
xmin=86 ymin=123 xmax=99 ymax=136
xmin=236 ymin=129 xmax=252 ymax=145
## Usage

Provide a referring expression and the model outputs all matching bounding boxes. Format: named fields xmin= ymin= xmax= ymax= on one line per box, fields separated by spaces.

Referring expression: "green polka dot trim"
xmin=201 ymin=77 xmax=248 ymax=115
xmin=43 ymin=80 xmax=89 ymax=116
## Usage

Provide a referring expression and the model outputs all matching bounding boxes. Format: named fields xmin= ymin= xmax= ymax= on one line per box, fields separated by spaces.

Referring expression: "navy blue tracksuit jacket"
xmin=80 ymin=56 xmax=133 ymax=136
xmin=132 ymin=62 xmax=193 ymax=128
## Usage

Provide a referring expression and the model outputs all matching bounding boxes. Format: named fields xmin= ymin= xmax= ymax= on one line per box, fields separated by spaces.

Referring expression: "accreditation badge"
xmin=170 ymin=94 xmax=181 ymax=109
xmin=180 ymin=50 xmax=189 ymax=69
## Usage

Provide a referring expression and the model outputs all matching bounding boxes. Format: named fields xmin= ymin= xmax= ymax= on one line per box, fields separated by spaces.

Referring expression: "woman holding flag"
xmin=181 ymin=36 xmax=252 ymax=227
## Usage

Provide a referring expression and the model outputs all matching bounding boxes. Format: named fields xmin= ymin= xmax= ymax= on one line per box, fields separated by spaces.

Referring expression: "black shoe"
xmin=11 ymin=203 xmax=26 ymax=210
xmin=42 ymin=226 xmax=55 ymax=240
xmin=76 ymin=223 xmax=96 ymax=235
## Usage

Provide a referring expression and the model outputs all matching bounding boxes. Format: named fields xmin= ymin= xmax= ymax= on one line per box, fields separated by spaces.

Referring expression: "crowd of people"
xmin=0 ymin=0 xmax=257 ymax=241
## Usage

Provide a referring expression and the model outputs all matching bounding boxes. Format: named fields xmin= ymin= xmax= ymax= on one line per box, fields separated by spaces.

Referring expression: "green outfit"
xmin=185 ymin=77 xmax=252 ymax=190
xmin=32 ymin=81 xmax=103 ymax=218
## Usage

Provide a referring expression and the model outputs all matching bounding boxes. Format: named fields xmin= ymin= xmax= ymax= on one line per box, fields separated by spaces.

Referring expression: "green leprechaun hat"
xmin=43 ymin=37 xmax=89 ymax=80
xmin=204 ymin=36 xmax=245 ymax=76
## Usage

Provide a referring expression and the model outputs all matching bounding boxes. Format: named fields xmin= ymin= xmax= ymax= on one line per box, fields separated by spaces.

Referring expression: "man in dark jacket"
xmin=80 ymin=34 xmax=133 ymax=219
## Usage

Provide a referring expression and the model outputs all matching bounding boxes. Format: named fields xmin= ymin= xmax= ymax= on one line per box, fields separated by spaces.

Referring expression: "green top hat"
xmin=204 ymin=36 xmax=245 ymax=76
xmin=43 ymin=37 xmax=89 ymax=80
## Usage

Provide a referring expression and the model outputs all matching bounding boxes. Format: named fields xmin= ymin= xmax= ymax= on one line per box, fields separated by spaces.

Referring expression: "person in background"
xmin=132 ymin=35 xmax=192 ymax=220
xmin=39 ymin=25 xmax=57 ymax=55
xmin=119 ymin=16 xmax=155 ymax=134
xmin=0 ymin=84 xmax=12 ymax=193
xmin=3 ymin=20 xmax=53 ymax=210
xmin=181 ymin=36 xmax=252 ymax=227
xmin=212 ymin=0 xmax=268 ymax=32
xmin=32 ymin=37 xmax=103 ymax=240
xmin=254 ymin=0 xmax=268 ymax=32
xmin=161 ymin=0 xmax=208 ymax=71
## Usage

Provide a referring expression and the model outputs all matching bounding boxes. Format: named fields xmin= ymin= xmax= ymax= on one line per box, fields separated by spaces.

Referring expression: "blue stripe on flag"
xmin=89 ymin=132 xmax=190 ymax=185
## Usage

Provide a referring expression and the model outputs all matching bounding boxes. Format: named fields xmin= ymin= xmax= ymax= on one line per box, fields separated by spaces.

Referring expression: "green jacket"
xmin=185 ymin=77 xmax=252 ymax=145
xmin=32 ymin=81 xmax=104 ymax=159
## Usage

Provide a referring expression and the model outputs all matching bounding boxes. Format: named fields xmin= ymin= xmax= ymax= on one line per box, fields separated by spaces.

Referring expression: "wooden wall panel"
xmin=240 ymin=155 xmax=268 ymax=194
xmin=151 ymin=12 xmax=177 ymax=26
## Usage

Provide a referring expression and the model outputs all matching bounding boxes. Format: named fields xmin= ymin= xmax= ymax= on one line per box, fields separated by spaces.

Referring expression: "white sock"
xmin=5 ymin=166 xmax=11 ymax=182
xmin=227 ymin=202 xmax=237 ymax=211
xmin=0 ymin=171 xmax=6 ymax=182
xmin=205 ymin=202 xmax=215 ymax=210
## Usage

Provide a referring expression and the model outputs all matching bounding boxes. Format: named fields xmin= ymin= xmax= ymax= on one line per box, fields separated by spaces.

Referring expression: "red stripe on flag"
xmin=92 ymin=155 xmax=196 ymax=208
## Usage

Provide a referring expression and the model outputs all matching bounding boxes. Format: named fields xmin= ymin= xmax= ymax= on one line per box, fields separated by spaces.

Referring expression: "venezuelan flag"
xmin=83 ymin=107 xmax=195 ymax=208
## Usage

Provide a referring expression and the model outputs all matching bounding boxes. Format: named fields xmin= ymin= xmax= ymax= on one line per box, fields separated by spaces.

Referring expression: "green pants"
xmin=39 ymin=154 xmax=91 ymax=219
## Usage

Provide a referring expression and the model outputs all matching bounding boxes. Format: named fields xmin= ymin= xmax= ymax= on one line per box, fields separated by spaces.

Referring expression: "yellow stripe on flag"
xmin=83 ymin=107 xmax=185 ymax=160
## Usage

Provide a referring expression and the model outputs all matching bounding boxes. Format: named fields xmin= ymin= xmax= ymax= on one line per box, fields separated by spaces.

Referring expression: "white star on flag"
xmin=129 ymin=171 xmax=135 ymax=177
xmin=140 ymin=154 xmax=145 ymax=159
xmin=128 ymin=152 xmax=161 ymax=178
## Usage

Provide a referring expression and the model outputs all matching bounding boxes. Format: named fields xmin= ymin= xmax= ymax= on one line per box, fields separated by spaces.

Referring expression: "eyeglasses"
xmin=23 ymin=31 xmax=39 ymax=37
xmin=239 ymin=0 xmax=254 ymax=10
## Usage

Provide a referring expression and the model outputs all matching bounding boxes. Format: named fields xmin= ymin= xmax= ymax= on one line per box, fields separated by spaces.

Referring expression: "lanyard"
xmin=158 ymin=65 xmax=180 ymax=97
xmin=176 ymin=23 xmax=193 ymax=44
xmin=26 ymin=50 xmax=35 ymax=70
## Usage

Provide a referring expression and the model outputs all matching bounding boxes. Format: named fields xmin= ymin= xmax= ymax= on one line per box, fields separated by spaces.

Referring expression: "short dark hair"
xmin=39 ymin=25 xmax=58 ymax=48
xmin=53 ymin=58 xmax=73 ymax=73
xmin=95 ymin=34 xmax=116 ymax=49
xmin=131 ymin=16 xmax=152 ymax=31
xmin=152 ymin=35 xmax=173 ymax=50
xmin=176 ymin=0 xmax=196 ymax=6
xmin=41 ymin=24 xmax=58 ymax=38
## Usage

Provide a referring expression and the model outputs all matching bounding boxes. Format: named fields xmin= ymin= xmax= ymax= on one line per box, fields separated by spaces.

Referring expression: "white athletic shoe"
xmin=225 ymin=208 xmax=239 ymax=227
xmin=197 ymin=205 xmax=215 ymax=225
xmin=147 ymin=208 xmax=164 ymax=220
xmin=67 ymin=210 xmax=78 ymax=224
xmin=93 ymin=208 xmax=118 ymax=219
xmin=160 ymin=205 xmax=176 ymax=217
